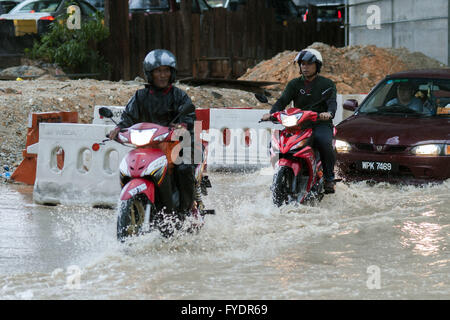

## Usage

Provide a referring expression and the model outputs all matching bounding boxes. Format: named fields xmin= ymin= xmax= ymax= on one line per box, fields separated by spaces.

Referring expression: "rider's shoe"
xmin=194 ymin=200 xmax=205 ymax=211
xmin=324 ymin=180 xmax=336 ymax=194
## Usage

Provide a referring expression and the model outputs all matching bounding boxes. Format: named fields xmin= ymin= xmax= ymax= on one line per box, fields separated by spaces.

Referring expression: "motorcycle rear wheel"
xmin=117 ymin=194 xmax=153 ymax=241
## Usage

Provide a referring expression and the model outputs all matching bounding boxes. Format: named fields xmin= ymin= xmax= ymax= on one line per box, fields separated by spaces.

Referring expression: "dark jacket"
xmin=117 ymin=84 xmax=196 ymax=134
xmin=270 ymin=75 xmax=337 ymax=126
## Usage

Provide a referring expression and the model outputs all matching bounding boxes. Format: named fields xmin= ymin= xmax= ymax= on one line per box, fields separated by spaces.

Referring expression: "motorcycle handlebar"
xmin=259 ymin=116 xmax=277 ymax=123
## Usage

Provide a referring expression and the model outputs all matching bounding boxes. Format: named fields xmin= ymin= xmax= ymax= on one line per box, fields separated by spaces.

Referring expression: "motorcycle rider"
xmin=109 ymin=49 xmax=200 ymax=212
xmin=261 ymin=48 xmax=337 ymax=194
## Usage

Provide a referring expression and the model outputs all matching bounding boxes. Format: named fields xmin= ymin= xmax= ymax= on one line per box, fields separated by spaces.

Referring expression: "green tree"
xmin=26 ymin=11 xmax=110 ymax=77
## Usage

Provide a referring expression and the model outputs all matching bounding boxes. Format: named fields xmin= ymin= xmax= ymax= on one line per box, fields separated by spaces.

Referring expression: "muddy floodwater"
xmin=0 ymin=171 xmax=449 ymax=300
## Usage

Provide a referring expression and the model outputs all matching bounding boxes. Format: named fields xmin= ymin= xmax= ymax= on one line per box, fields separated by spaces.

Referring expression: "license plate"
xmin=359 ymin=161 xmax=396 ymax=172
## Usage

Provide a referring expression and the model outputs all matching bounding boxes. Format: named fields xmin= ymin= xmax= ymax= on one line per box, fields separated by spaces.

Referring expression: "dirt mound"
xmin=239 ymin=42 xmax=447 ymax=94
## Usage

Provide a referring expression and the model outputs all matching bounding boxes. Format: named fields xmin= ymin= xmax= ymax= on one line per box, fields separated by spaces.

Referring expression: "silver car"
xmin=0 ymin=0 xmax=22 ymax=14
xmin=0 ymin=0 xmax=98 ymax=35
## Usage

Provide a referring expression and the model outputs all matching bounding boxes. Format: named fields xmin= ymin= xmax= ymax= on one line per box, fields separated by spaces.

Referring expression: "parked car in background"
xmin=86 ymin=0 xmax=103 ymax=11
xmin=302 ymin=3 xmax=344 ymax=23
xmin=224 ymin=0 xmax=301 ymax=24
xmin=0 ymin=0 xmax=98 ymax=35
xmin=206 ymin=0 xmax=222 ymax=8
xmin=129 ymin=0 xmax=211 ymax=14
xmin=335 ymin=69 xmax=450 ymax=184
xmin=0 ymin=0 xmax=21 ymax=14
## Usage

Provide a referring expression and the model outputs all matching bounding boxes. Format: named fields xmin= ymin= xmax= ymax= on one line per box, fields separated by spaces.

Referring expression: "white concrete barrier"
xmin=204 ymin=108 xmax=282 ymax=169
xmin=33 ymin=123 xmax=129 ymax=206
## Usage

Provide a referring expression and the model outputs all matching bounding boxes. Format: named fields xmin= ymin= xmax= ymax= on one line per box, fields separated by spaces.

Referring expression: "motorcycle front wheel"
xmin=117 ymin=194 xmax=154 ymax=241
xmin=271 ymin=166 xmax=292 ymax=207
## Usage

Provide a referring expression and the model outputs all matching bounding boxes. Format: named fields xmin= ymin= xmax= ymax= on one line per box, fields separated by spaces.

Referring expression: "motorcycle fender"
xmin=120 ymin=178 xmax=155 ymax=202
xmin=293 ymin=146 xmax=315 ymax=162
xmin=278 ymin=159 xmax=301 ymax=176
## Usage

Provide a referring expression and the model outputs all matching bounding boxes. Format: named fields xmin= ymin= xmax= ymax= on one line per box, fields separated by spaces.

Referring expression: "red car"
xmin=335 ymin=69 xmax=450 ymax=184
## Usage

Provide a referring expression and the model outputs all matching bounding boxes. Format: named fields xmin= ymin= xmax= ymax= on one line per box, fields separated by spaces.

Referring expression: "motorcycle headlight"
xmin=411 ymin=144 xmax=441 ymax=156
xmin=118 ymin=132 xmax=129 ymax=143
xmin=153 ymin=132 xmax=169 ymax=142
xmin=130 ymin=128 xmax=157 ymax=146
xmin=281 ymin=113 xmax=302 ymax=127
xmin=335 ymin=139 xmax=352 ymax=153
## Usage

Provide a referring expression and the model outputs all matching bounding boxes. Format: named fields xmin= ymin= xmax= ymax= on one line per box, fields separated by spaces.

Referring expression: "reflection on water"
xmin=397 ymin=221 xmax=446 ymax=257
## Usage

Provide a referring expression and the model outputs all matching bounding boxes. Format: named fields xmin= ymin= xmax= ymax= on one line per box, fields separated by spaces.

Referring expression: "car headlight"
xmin=411 ymin=144 xmax=442 ymax=156
xmin=335 ymin=139 xmax=352 ymax=153
xmin=130 ymin=128 xmax=157 ymax=146
xmin=281 ymin=113 xmax=302 ymax=127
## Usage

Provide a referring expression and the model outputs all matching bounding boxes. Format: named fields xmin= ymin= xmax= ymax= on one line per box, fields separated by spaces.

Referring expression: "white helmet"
xmin=294 ymin=48 xmax=323 ymax=73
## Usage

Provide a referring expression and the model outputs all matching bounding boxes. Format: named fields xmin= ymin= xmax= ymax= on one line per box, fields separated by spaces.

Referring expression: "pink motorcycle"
xmin=99 ymin=107 xmax=214 ymax=240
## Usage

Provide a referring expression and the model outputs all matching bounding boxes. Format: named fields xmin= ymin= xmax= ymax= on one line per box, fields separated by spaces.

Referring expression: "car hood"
xmin=336 ymin=114 xmax=450 ymax=145
xmin=0 ymin=12 xmax=53 ymax=20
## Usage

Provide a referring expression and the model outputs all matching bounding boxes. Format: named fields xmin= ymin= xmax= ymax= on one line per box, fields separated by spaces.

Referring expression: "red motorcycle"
xmin=99 ymin=107 xmax=214 ymax=240
xmin=257 ymin=90 xmax=335 ymax=206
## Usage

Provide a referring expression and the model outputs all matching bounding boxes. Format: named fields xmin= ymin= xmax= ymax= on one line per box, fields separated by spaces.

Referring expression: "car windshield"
xmin=272 ymin=1 xmax=298 ymax=17
xmin=358 ymin=78 xmax=450 ymax=117
xmin=129 ymin=0 xmax=169 ymax=11
xmin=11 ymin=0 xmax=61 ymax=13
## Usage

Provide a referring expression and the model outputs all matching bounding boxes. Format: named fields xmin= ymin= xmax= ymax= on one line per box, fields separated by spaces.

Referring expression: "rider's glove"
xmin=260 ymin=113 xmax=272 ymax=121
xmin=170 ymin=123 xmax=187 ymax=130
xmin=108 ymin=126 xmax=121 ymax=141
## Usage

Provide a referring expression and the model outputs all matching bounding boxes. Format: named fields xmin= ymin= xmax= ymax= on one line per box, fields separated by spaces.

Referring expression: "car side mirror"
xmin=343 ymin=99 xmax=358 ymax=111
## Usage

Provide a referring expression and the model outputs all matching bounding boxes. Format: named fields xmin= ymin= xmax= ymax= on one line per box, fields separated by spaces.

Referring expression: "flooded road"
xmin=0 ymin=171 xmax=449 ymax=300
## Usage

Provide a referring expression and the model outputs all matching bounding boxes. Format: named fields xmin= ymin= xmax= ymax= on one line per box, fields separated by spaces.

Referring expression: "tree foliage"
xmin=26 ymin=11 xmax=110 ymax=77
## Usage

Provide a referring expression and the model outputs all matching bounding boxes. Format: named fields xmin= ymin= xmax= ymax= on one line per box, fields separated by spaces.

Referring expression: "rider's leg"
xmin=174 ymin=164 xmax=196 ymax=211
xmin=313 ymin=124 xmax=336 ymax=192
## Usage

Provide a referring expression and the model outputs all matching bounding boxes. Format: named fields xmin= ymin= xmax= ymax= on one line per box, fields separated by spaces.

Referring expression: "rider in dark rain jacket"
xmin=109 ymin=49 xmax=198 ymax=213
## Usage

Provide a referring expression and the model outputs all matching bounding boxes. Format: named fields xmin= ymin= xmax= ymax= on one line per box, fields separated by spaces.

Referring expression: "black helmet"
xmin=143 ymin=49 xmax=177 ymax=84
xmin=294 ymin=48 xmax=323 ymax=74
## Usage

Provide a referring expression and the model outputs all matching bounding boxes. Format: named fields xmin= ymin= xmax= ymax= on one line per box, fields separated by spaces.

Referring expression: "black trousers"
xmin=313 ymin=124 xmax=336 ymax=182
xmin=173 ymin=163 xmax=196 ymax=211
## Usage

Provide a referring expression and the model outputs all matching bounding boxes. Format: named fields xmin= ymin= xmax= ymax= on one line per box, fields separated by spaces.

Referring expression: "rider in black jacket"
xmin=262 ymin=48 xmax=337 ymax=193
xmin=109 ymin=49 xmax=198 ymax=212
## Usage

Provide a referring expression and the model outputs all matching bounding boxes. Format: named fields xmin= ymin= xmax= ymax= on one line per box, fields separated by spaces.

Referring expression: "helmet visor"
xmin=295 ymin=50 xmax=318 ymax=64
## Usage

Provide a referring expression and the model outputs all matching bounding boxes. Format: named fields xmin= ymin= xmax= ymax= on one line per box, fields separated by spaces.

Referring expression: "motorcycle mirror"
xmin=178 ymin=103 xmax=195 ymax=117
xmin=169 ymin=104 xmax=195 ymax=126
xmin=254 ymin=93 xmax=269 ymax=104
xmin=99 ymin=107 xmax=113 ymax=119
